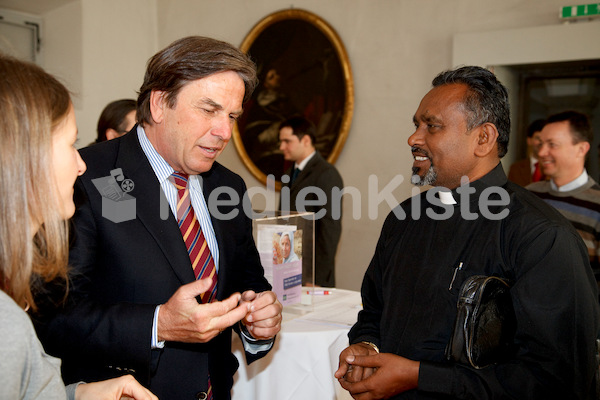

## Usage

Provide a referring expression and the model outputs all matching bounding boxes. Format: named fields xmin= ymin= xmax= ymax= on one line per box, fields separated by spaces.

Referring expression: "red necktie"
xmin=169 ymin=172 xmax=217 ymax=399
xmin=532 ymin=162 xmax=543 ymax=183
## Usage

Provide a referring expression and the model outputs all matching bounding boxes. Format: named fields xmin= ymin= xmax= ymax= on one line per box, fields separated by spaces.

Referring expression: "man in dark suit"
xmin=35 ymin=36 xmax=282 ymax=400
xmin=278 ymin=116 xmax=344 ymax=287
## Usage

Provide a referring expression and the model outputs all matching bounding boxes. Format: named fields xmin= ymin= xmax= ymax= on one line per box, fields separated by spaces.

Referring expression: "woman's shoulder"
xmin=0 ymin=290 xmax=36 ymax=354
xmin=0 ymin=290 xmax=32 ymax=328
xmin=0 ymin=290 xmax=67 ymax=399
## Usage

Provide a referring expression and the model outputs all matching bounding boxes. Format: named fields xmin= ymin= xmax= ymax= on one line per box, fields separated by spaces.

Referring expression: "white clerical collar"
xmin=438 ymin=190 xmax=457 ymax=205
xmin=295 ymin=151 xmax=316 ymax=171
xmin=551 ymin=169 xmax=588 ymax=192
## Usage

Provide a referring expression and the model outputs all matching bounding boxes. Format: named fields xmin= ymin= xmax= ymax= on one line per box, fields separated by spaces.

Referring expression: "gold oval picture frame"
xmin=233 ymin=8 xmax=354 ymax=189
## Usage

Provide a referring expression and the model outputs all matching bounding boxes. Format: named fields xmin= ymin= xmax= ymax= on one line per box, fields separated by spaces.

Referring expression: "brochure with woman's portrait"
xmin=256 ymin=225 xmax=302 ymax=306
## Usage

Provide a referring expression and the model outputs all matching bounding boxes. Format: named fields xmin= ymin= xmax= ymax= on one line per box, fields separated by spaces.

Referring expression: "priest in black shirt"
xmin=335 ymin=66 xmax=600 ymax=399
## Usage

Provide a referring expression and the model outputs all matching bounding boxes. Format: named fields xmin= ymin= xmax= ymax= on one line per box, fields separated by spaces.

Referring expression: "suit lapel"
xmin=114 ymin=130 xmax=195 ymax=284
xmin=290 ymin=152 xmax=321 ymax=194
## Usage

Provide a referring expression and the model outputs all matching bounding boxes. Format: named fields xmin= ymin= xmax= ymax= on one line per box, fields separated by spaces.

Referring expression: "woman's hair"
xmin=96 ymin=98 xmax=137 ymax=142
xmin=0 ymin=54 xmax=71 ymax=311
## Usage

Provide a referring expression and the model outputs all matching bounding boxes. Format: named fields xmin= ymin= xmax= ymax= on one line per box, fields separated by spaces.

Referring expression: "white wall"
xmin=33 ymin=0 xmax=158 ymax=145
xmin=43 ymin=1 xmax=82 ymax=108
xmin=79 ymin=0 xmax=158 ymax=145
xmin=4 ymin=0 xmax=595 ymax=290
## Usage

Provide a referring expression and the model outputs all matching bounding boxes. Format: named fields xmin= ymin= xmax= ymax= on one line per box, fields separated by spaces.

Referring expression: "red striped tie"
xmin=169 ymin=172 xmax=218 ymax=302
xmin=169 ymin=172 xmax=217 ymax=399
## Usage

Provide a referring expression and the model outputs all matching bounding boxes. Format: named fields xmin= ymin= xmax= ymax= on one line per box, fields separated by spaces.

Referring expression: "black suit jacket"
xmin=280 ymin=152 xmax=343 ymax=286
xmin=35 ymin=129 xmax=271 ymax=400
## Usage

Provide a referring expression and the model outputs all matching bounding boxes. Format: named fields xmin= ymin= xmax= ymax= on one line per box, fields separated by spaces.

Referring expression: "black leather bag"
xmin=446 ymin=275 xmax=516 ymax=369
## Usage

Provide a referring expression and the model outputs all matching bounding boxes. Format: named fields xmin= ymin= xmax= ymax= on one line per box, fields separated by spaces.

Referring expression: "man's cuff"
xmin=151 ymin=305 xmax=165 ymax=349
xmin=240 ymin=322 xmax=274 ymax=354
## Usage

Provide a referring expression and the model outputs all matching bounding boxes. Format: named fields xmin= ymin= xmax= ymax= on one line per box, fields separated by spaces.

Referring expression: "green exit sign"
xmin=560 ymin=3 xmax=600 ymax=19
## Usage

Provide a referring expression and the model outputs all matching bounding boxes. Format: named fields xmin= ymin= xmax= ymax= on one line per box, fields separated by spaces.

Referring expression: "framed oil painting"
xmin=233 ymin=8 xmax=354 ymax=188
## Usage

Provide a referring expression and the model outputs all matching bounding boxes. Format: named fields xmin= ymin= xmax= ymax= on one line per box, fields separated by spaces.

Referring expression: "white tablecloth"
xmin=232 ymin=288 xmax=362 ymax=400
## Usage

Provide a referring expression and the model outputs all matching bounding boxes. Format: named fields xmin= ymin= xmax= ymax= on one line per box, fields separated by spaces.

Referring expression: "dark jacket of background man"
xmin=278 ymin=116 xmax=344 ymax=287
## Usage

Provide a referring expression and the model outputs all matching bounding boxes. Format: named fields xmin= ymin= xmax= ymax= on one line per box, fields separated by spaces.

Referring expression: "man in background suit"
xmin=35 ymin=36 xmax=282 ymax=400
xmin=507 ymin=118 xmax=545 ymax=186
xmin=278 ymin=116 xmax=344 ymax=287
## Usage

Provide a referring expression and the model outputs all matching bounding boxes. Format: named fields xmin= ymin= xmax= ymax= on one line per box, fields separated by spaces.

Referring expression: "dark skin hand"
xmin=336 ymin=343 xmax=378 ymax=383
xmin=336 ymin=344 xmax=420 ymax=399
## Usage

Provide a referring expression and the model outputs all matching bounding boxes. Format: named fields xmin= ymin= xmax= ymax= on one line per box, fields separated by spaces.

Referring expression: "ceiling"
xmin=0 ymin=0 xmax=77 ymax=15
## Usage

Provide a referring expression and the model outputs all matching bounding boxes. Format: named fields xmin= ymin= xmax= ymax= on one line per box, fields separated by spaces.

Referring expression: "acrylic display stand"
xmin=252 ymin=210 xmax=315 ymax=314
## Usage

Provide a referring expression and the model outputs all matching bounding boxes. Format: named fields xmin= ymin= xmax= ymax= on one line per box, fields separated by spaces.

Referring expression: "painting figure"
xmin=235 ymin=9 xmax=353 ymax=184
xmin=240 ymin=67 xmax=296 ymax=179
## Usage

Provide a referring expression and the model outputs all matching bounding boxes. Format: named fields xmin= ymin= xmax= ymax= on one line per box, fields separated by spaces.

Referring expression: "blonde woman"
xmin=0 ymin=54 xmax=158 ymax=400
